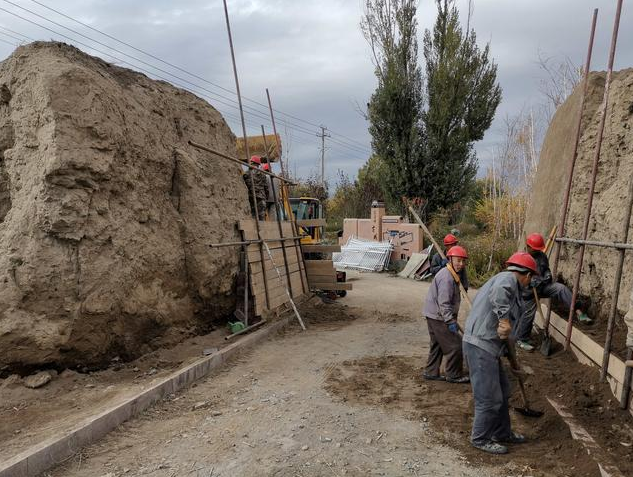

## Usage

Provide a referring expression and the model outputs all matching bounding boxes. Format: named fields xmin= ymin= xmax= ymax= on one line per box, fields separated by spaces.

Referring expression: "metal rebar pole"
xmin=222 ymin=0 xmax=270 ymax=310
xmin=266 ymin=88 xmax=309 ymax=294
xmin=600 ymin=176 xmax=633 ymax=380
xmin=209 ymin=236 xmax=304 ymax=248
xmin=243 ymin=247 xmax=249 ymax=327
xmin=621 ymin=348 xmax=633 ymax=409
xmin=545 ymin=8 xmax=598 ymax=335
xmin=261 ymin=125 xmax=294 ymax=298
xmin=564 ymin=0 xmax=623 ymax=351
xmin=188 ymin=141 xmax=296 ymax=184
xmin=555 ymin=237 xmax=633 ymax=250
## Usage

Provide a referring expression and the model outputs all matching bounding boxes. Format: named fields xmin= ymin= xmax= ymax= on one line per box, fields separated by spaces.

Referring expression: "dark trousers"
xmin=514 ymin=282 xmax=573 ymax=341
xmin=424 ymin=318 xmax=464 ymax=379
xmin=463 ymin=342 xmax=512 ymax=445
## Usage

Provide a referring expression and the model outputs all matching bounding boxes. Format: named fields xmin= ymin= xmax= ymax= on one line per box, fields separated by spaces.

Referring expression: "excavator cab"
xmin=289 ymin=197 xmax=323 ymax=245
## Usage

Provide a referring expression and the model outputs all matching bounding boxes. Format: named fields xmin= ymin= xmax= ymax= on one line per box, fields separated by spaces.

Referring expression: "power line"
xmin=25 ymin=0 xmax=372 ymax=152
xmin=0 ymin=8 xmax=369 ymax=160
xmin=2 ymin=0 xmax=370 ymax=158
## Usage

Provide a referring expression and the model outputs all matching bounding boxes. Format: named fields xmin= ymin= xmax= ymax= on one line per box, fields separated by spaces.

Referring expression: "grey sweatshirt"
xmin=423 ymin=266 xmax=460 ymax=322
xmin=463 ymin=271 xmax=524 ymax=357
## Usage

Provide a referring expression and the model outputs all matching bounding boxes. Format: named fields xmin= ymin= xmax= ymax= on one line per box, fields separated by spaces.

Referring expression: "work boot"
xmin=492 ymin=432 xmax=527 ymax=444
xmin=446 ymin=375 xmax=470 ymax=384
xmin=472 ymin=441 xmax=508 ymax=454
xmin=516 ymin=340 xmax=535 ymax=352
xmin=422 ymin=373 xmax=445 ymax=381
xmin=577 ymin=312 xmax=593 ymax=324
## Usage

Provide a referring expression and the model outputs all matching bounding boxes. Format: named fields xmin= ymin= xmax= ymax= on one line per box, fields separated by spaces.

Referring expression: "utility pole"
xmin=316 ymin=125 xmax=330 ymax=187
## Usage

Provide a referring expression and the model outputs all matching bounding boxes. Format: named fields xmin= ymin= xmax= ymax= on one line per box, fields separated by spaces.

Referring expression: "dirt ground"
xmin=2 ymin=272 xmax=632 ymax=476
xmin=0 ymin=326 xmax=232 ymax=462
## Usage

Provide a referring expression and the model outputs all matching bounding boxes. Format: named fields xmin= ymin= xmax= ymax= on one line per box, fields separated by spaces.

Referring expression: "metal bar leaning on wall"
xmin=564 ymin=0 xmax=623 ymax=351
xmin=601 ymin=176 xmax=633 ymax=381
xmin=221 ymin=0 xmax=270 ymax=310
xmin=261 ymin=125 xmax=294 ymax=298
xmin=544 ymin=8 xmax=598 ymax=339
xmin=266 ymin=88 xmax=309 ymax=294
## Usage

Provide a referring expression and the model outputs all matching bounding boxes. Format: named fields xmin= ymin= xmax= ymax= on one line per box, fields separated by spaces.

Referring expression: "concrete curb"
xmin=0 ymin=316 xmax=292 ymax=477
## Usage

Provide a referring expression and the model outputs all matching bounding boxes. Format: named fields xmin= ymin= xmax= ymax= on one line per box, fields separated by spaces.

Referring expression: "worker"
xmin=243 ymin=155 xmax=269 ymax=220
xmin=462 ymin=252 xmax=537 ymax=454
xmin=514 ymin=232 xmax=591 ymax=351
xmin=422 ymin=246 xmax=470 ymax=384
xmin=430 ymin=233 xmax=469 ymax=291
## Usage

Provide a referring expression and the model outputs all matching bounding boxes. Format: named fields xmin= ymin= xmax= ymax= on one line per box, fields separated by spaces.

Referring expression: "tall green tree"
xmin=361 ymin=0 xmax=425 ymax=210
xmin=421 ymin=0 xmax=502 ymax=212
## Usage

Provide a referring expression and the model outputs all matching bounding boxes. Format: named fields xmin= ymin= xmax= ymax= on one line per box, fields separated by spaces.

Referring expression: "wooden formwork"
xmin=239 ymin=220 xmax=308 ymax=316
xmin=535 ymin=303 xmax=633 ymax=415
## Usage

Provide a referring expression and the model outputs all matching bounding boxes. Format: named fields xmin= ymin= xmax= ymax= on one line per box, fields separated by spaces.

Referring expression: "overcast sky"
xmin=0 ymin=0 xmax=631 ymax=186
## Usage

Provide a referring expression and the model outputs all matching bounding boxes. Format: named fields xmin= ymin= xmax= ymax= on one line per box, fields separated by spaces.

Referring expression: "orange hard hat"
xmin=443 ymin=233 xmax=459 ymax=247
xmin=506 ymin=252 xmax=538 ymax=274
xmin=526 ymin=233 xmax=546 ymax=251
xmin=447 ymin=245 xmax=468 ymax=259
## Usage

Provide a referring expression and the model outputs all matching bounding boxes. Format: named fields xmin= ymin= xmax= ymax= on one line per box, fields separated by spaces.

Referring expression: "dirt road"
xmin=44 ymin=274 xmax=487 ymax=477
xmin=12 ymin=273 xmax=631 ymax=476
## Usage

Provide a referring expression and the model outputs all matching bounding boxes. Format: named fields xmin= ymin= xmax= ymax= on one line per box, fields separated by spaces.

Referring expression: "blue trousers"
xmin=463 ymin=342 xmax=512 ymax=445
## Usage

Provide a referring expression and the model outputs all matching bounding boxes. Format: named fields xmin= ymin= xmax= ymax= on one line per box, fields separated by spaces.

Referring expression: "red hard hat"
xmin=261 ymin=163 xmax=271 ymax=172
xmin=447 ymin=245 xmax=468 ymax=259
xmin=506 ymin=252 xmax=538 ymax=274
xmin=443 ymin=233 xmax=459 ymax=246
xmin=526 ymin=233 xmax=546 ymax=251
xmin=250 ymin=155 xmax=262 ymax=165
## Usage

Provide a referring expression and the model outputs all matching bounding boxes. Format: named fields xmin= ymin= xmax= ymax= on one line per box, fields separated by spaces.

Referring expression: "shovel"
xmin=507 ymin=340 xmax=544 ymax=418
xmin=534 ymin=288 xmax=553 ymax=356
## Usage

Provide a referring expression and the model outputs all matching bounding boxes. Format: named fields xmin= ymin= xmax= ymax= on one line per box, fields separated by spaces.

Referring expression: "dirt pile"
xmin=524 ymin=69 xmax=633 ymax=327
xmin=325 ymin=352 xmax=633 ymax=476
xmin=0 ymin=42 xmax=250 ymax=371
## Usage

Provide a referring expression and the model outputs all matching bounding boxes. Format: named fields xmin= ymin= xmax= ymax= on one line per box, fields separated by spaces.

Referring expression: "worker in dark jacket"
xmin=430 ymin=233 xmax=469 ymax=291
xmin=243 ymin=155 xmax=269 ymax=220
xmin=422 ymin=246 xmax=470 ymax=384
xmin=514 ymin=233 xmax=591 ymax=351
xmin=462 ymin=252 xmax=537 ymax=455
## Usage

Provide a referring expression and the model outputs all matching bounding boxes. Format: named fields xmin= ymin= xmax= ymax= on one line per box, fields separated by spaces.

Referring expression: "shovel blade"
xmin=540 ymin=334 xmax=552 ymax=357
xmin=514 ymin=406 xmax=544 ymax=418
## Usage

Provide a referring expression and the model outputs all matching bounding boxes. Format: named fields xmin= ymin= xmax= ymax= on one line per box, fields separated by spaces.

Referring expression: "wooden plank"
xmin=246 ymin=241 xmax=297 ymax=254
xmin=301 ymin=244 xmax=341 ymax=253
xmin=306 ymin=272 xmax=337 ymax=280
xmin=304 ymin=260 xmax=335 ymax=271
xmin=535 ymin=304 xmax=633 ymax=414
xmin=254 ymin=273 xmax=304 ymax=310
xmin=255 ymin=271 xmax=303 ymax=297
xmin=247 ymin=247 xmax=300 ymax=265
xmin=239 ymin=220 xmax=294 ymax=240
xmin=251 ymin=270 xmax=302 ymax=295
xmin=297 ymin=219 xmax=327 ymax=227
xmin=308 ymin=281 xmax=352 ymax=291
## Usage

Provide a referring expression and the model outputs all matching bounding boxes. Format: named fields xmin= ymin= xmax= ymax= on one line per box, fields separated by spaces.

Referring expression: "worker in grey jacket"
xmin=462 ymin=252 xmax=538 ymax=455
xmin=422 ymin=246 xmax=470 ymax=384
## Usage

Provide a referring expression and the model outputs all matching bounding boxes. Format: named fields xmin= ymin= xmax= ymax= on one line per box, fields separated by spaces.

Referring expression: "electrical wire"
xmin=0 ymin=3 xmax=371 ymax=162
xmin=27 ymin=0 xmax=371 ymax=151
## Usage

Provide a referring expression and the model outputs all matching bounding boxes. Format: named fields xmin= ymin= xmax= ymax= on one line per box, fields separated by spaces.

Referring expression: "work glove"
xmin=447 ymin=322 xmax=459 ymax=335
